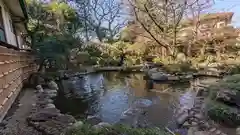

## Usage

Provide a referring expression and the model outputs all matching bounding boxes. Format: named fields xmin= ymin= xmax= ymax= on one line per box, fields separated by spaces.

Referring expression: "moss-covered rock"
xmin=206 ymin=74 xmax=240 ymax=127
xmin=207 ymin=101 xmax=240 ymax=127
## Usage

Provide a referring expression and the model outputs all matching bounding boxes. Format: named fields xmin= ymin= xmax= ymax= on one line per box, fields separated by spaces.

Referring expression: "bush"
xmin=163 ymin=62 xmax=196 ymax=74
xmin=206 ymin=74 xmax=240 ymax=127
xmin=207 ymin=101 xmax=240 ymax=127
xmin=65 ymin=124 xmax=170 ymax=135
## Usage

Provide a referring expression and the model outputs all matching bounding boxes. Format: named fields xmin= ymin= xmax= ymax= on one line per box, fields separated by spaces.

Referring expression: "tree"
xmin=184 ymin=0 xmax=214 ymax=56
xmin=127 ymin=0 xmax=188 ymax=57
xmin=70 ymin=0 xmax=126 ymax=42
xmin=26 ymin=0 xmax=83 ymax=71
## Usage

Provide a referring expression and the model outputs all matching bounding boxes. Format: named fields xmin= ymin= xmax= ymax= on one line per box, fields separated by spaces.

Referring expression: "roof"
xmin=199 ymin=12 xmax=234 ymax=21
xmin=182 ymin=12 xmax=234 ymax=26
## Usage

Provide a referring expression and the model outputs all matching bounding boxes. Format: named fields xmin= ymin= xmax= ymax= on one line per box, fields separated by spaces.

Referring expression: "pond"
xmin=54 ymin=72 xmax=219 ymax=128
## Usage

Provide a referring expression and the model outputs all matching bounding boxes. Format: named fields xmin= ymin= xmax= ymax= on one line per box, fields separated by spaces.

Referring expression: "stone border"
xmin=27 ymin=83 xmax=77 ymax=135
xmin=167 ymin=87 xmax=228 ymax=135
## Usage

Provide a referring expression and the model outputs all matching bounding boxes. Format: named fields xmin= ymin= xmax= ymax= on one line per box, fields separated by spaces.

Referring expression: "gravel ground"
xmin=0 ymin=88 xmax=43 ymax=135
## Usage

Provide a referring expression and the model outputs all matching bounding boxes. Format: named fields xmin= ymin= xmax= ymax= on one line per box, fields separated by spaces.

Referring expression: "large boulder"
xmin=147 ymin=68 xmax=159 ymax=75
xmin=48 ymin=81 xmax=59 ymax=90
xmin=216 ymin=90 xmax=240 ymax=106
xmin=150 ymin=72 xmax=168 ymax=81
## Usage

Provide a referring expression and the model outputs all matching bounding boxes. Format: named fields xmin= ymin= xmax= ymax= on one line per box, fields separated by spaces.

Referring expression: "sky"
xmin=211 ymin=0 xmax=240 ymax=27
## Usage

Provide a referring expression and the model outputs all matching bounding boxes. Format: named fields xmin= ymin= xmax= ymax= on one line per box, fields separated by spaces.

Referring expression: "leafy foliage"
xmin=26 ymin=0 xmax=83 ymax=70
xmin=65 ymin=124 xmax=170 ymax=135
xmin=206 ymin=74 xmax=240 ymax=127
xmin=207 ymin=101 xmax=240 ymax=127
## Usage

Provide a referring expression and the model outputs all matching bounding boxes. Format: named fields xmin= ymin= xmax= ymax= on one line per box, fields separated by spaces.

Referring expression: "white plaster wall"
xmin=0 ymin=1 xmax=17 ymax=46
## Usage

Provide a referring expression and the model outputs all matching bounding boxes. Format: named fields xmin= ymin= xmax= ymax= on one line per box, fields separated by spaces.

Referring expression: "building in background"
xmin=0 ymin=0 xmax=36 ymax=122
xmin=0 ymin=0 xmax=28 ymax=49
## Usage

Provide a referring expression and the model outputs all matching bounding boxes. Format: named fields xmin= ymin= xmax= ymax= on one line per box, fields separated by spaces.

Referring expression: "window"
xmin=217 ymin=21 xmax=225 ymax=28
xmin=0 ymin=6 xmax=6 ymax=42
xmin=10 ymin=19 xmax=19 ymax=47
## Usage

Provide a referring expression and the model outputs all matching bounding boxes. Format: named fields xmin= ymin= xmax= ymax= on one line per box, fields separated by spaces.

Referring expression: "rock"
xmin=187 ymin=127 xmax=198 ymax=135
xmin=93 ymin=122 xmax=111 ymax=130
xmin=36 ymin=85 xmax=44 ymax=93
xmin=194 ymin=114 xmax=203 ymax=119
xmin=237 ymin=127 xmax=240 ymax=135
xmin=122 ymin=108 xmax=141 ymax=117
xmin=193 ymin=131 xmax=209 ymax=135
xmin=147 ymin=68 xmax=159 ymax=75
xmin=198 ymin=62 xmax=208 ymax=69
xmin=167 ymin=76 xmax=179 ymax=81
xmin=45 ymin=89 xmax=57 ymax=94
xmin=72 ymin=121 xmax=83 ymax=128
xmin=208 ymin=63 xmax=222 ymax=68
xmin=133 ymin=99 xmax=152 ymax=108
xmin=177 ymin=112 xmax=189 ymax=125
xmin=191 ymin=121 xmax=198 ymax=126
xmin=150 ymin=72 xmax=168 ymax=81
xmin=45 ymin=103 xmax=56 ymax=109
xmin=215 ymin=130 xmax=221 ymax=135
xmin=87 ymin=115 xmax=102 ymax=125
xmin=48 ymin=81 xmax=59 ymax=90
xmin=46 ymin=99 xmax=53 ymax=103
xmin=185 ymin=74 xmax=193 ymax=79
xmin=48 ymin=93 xmax=57 ymax=98
xmin=209 ymin=127 xmax=217 ymax=132
xmin=216 ymin=89 xmax=237 ymax=104
xmin=183 ymin=121 xmax=191 ymax=127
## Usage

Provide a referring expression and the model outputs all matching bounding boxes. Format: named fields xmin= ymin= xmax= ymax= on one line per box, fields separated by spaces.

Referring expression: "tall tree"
xmin=26 ymin=0 xmax=83 ymax=70
xmin=70 ymin=0 xmax=126 ymax=42
xmin=128 ymin=0 xmax=188 ymax=56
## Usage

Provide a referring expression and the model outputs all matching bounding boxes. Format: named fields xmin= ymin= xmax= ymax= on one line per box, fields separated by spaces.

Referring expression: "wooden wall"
xmin=0 ymin=45 xmax=37 ymax=121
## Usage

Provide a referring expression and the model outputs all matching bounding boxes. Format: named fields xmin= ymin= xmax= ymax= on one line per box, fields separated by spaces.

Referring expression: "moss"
xmin=206 ymin=74 xmax=240 ymax=127
xmin=163 ymin=62 xmax=196 ymax=74
xmin=207 ymin=74 xmax=240 ymax=99
xmin=207 ymin=101 xmax=240 ymax=127
xmin=65 ymin=124 xmax=171 ymax=135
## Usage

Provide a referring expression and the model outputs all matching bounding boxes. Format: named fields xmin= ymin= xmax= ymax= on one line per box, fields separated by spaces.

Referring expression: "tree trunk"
xmin=38 ymin=59 xmax=46 ymax=72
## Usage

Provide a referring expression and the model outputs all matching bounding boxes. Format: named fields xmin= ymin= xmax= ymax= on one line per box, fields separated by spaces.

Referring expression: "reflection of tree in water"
xmin=126 ymin=74 xmax=149 ymax=97
xmin=54 ymin=90 xmax=99 ymax=119
xmin=102 ymin=72 xmax=126 ymax=90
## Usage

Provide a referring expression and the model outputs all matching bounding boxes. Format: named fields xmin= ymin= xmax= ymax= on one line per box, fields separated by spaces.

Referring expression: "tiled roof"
xmin=182 ymin=12 xmax=234 ymax=26
xmin=199 ymin=12 xmax=234 ymax=21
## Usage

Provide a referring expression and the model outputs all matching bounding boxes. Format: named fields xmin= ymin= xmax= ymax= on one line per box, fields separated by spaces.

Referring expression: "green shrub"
xmin=207 ymin=101 xmax=240 ymax=127
xmin=163 ymin=62 xmax=196 ymax=74
xmin=65 ymin=124 xmax=170 ymax=135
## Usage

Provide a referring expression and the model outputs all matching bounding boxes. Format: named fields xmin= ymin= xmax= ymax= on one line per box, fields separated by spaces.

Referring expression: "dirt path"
xmin=0 ymin=88 xmax=42 ymax=135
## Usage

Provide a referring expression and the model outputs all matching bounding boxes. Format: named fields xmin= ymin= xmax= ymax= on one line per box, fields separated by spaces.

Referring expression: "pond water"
xmin=55 ymin=72 xmax=225 ymax=128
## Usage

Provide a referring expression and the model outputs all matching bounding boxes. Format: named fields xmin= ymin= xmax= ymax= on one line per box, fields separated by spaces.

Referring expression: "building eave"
xmin=19 ymin=0 xmax=28 ymax=20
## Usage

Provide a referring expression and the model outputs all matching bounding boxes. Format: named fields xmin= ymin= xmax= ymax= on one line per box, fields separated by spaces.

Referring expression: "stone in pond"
xmin=122 ymin=108 xmax=141 ymax=117
xmin=148 ymin=68 xmax=159 ymax=75
xmin=150 ymin=72 xmax=168 ymax=81
xmin=87 ymin=115 xmax=102 ymax=125
xmin=36 ymin=85 xmax=44 ymax=93
xmin=236 ymin=127 xmax=240 ymax=135
xmin=45 ymin=103 xmax=56 ymax=109
xmin=176 ymin=112 xmax=189 ymax=125
xmin=133 ymin=99 xmax=152 ymax=108
xmin=48 ymin=80 xmax=59 ymax=90
xmin=93 ymin=122 xmax=111 ymax=130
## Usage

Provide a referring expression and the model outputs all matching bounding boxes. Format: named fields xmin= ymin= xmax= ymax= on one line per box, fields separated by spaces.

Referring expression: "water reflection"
xmin=55 ymin=72 xmax=218 ymax=127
